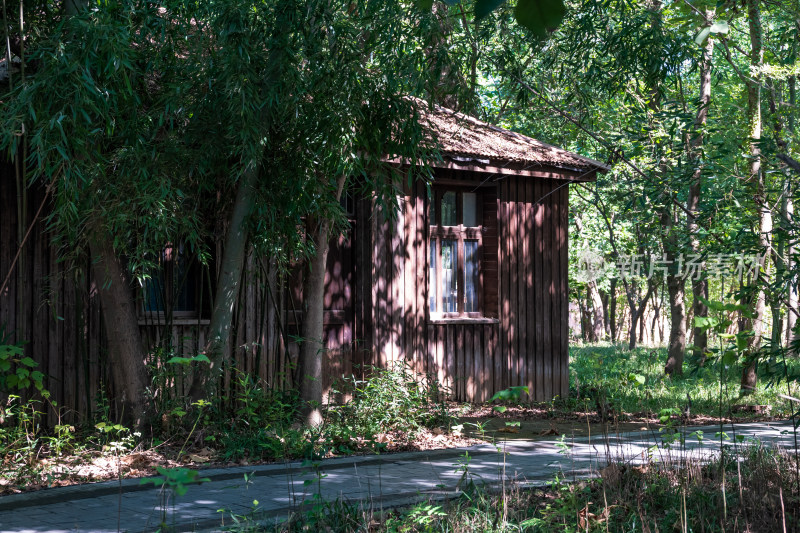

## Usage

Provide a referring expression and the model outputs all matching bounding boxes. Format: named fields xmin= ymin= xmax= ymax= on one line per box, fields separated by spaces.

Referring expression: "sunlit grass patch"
xmin=569 ymin=343 xmax=798 ymax=420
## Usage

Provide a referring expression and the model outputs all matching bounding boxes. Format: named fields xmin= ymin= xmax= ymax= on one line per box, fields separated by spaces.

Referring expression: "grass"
xmin=568 ymin=343 xmax=799 ymax=421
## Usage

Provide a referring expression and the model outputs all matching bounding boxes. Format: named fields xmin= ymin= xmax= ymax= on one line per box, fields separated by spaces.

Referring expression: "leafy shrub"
xmin=207 ymin=371 xmax=302 ymax=461
xmin=327 ymin=362 xmax=452 ymax=439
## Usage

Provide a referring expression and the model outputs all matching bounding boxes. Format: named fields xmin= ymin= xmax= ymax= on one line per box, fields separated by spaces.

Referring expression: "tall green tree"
xmin=1 ymin=2 xmax=209 ymax=425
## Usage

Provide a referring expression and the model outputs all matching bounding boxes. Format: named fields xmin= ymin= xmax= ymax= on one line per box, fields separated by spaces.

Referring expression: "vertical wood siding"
xmin=498 ymin=176 xmax=570 ymax=401
xmin=1 ymin=169 xmax=110 ymax=424
xmin=2 ymin=164 xmax=574 ymax=423
xmin=365 ymin=171 xmax=571 ymax=403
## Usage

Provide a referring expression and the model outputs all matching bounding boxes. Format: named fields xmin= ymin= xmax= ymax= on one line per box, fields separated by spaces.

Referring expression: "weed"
xmin=328 ymin=362 xmax=453 ymax=442
xmin=141 ymin=466 xmax=211 ymax=529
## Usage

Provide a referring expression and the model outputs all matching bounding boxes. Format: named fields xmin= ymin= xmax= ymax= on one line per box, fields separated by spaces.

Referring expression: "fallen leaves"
xmin=183 ymin=447 xmax=215 ymax=464
xmin=577 ymin=503 xmax=611 ymax=530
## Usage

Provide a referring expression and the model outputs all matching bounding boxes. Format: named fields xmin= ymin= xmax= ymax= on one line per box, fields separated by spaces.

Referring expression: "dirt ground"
xmin=1 ymin=404 xmax=781 ymax=496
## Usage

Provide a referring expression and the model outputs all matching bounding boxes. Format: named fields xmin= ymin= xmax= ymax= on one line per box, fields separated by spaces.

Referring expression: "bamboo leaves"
xmin=418 ymin=0 xmax=566 ymax=39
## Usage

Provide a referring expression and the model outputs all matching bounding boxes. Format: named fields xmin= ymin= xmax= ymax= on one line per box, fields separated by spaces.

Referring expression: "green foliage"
xmin=140 ymin=466 xmax=210 ymax=497
xmin=165 ymin=354 xmax=210 ymax=366
xmin=514 ymin=0 xmax=565 ymax=39
xmin=491 ymin=385 xmax=529 ymax=403
xmin=0 ymin=339 xmax=76 ymax=491
xmin=0 ymin=342 xmax=45 ymax=392
xmin=418 ymin=0 xmax=567 ymax=38
xmin=490 ymin=385 xmax=529 ymax=413
xmin=570 ymin=344 xmax=790 ymax=418
xmin=328 ymin=362 xmax=453 ymax=441
xmin=181 ymin=371 xmax=303 ymax=462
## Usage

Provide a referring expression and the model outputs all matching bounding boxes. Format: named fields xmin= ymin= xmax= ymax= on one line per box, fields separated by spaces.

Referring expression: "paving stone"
xmin=1 ymin=421 xmax=797 ymax=532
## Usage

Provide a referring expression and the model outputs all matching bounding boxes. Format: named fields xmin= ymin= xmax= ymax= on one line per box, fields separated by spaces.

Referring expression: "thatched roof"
xmin=416 ymin=99 xmax=610 ymax=173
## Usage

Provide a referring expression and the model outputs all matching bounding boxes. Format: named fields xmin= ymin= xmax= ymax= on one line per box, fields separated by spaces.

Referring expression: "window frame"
xmin=139 ymin=242 xmax=210 ymax=321
xmin=428 ymin=187 xmax=484 ymax=319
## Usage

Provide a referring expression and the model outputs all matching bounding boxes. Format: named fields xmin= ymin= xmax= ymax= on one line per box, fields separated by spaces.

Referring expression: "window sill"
xmin=428 ymin=317 xmax=500 ymax=325
xmin=138 ymin=317 xmax=211 ymax=326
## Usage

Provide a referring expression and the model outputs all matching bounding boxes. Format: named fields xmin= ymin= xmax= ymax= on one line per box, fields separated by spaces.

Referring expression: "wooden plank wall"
xmin=2 ymin=163 xmax=573 ymax=422
xmin=498 ymin=176 xmax=570 ymax=402
xmin=367 ymin=171 xmax=572 ymax=403
xmin=0 ymin=167 xmax=110 ymax=425
xmin=367 ymin=172 xmax=504 ymax=403
xmin=1 ymin=164 xmax=352 ymax=423
xmin=285 ymin=224 xmax=357 ymax=399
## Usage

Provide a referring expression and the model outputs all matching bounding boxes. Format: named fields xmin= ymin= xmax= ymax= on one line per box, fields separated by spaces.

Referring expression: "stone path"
xmin=1 ymin=421 xmax=797 ymax=532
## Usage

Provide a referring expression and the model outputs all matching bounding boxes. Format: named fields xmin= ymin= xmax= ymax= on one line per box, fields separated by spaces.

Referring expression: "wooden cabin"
xmin=0 ymin=102 xmax=607 ymax=423
xmin=316 ymin=103 xmax=609 ymax=402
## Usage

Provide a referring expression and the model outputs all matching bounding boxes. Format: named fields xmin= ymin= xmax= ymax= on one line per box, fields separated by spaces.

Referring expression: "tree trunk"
xmin=651 ymin=301 xmax=659 ymax=345
xmin=662 ymin=204 xmax=686 ymax=375
xmin=742 ymin=0 xmax=769 ymax=393
xmin=628 ymin=310 xmax=638 ymax=350
xmin=600 ymin=288 xmax=610 ymax=337
xmin=297 ymin=174 xmax=348 ymax=426
xmin=588 ymin=281 xmax=605 ymax=342
xmin=580 ymin=295 xmax=591 ymax=342
xmin=297 ymin=216 xmax=331 ymax=426
xmin=787 ymin=191 xmax=797 ymax=345
xmin=90 ymin=232 xmax=149 ymax=428
xmin=609 ymin=278 xmax=618 ymax=342
xmin=188 ymin=165 xmax=258 ymax=400
xmin=787 ymin=77 xmax=797 ymax=346
xmin=638 ymin=310 xmax=646 ymax=344
xmin=771 ymin=78 xmax=788 ymax=347
xmin=664 ymin=274 xmax=686 ymax=375
xmin=629 ymin=281 xmax=656 ymax=350
xmin=688 ymin=11 xmax=714 ymax=359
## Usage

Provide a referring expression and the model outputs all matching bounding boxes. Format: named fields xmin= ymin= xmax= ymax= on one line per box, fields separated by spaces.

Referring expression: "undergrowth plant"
xmin=0 ymin=337 xmax=52 ymax=486
xmin=327 ymin=362 xmax=453 ymax=442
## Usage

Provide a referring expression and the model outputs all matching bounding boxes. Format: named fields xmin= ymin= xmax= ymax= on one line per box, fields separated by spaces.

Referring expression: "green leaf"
xmin=736 ymin=333 xmax=750 ymax=352
xmin=514 ymin=0 xmax=565 ymax=38
xmin=519 ymin=517 xmax=545 ymax=528
xmin=699 ymin=295 xmax=747 ymax=313
xmin=193 ymin=354 xmax=211 ymax=364
xmin=694 ymin=316 xmax=718 ymax=329
xmin=493 ymin=405 xmax=508 ymax=413
xmin=19 ymin=357 xmax=37 ymax=368
xmin=475 ymin=0 xmax=506 ymax=19
xmin=491 ymin=389 xmax=513 ymax=401
xmin=628 ymin=373 xmax=646 ymax=386
xmin=416 ymin=0 xmax=433 ymax=10
xmin=722 ymin=350 xmax=738 ymax=367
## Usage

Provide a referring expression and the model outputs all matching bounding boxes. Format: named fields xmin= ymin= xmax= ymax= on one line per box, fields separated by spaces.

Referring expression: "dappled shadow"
xmin=7 ymin=422 xmax=797 ymax=532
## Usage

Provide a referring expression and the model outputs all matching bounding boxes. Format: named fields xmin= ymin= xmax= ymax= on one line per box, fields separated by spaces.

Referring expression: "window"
xmin=428 ymin=189 xmax=483 ymax=317
xmin=141 ymin=242 xmax=210 ymax=319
